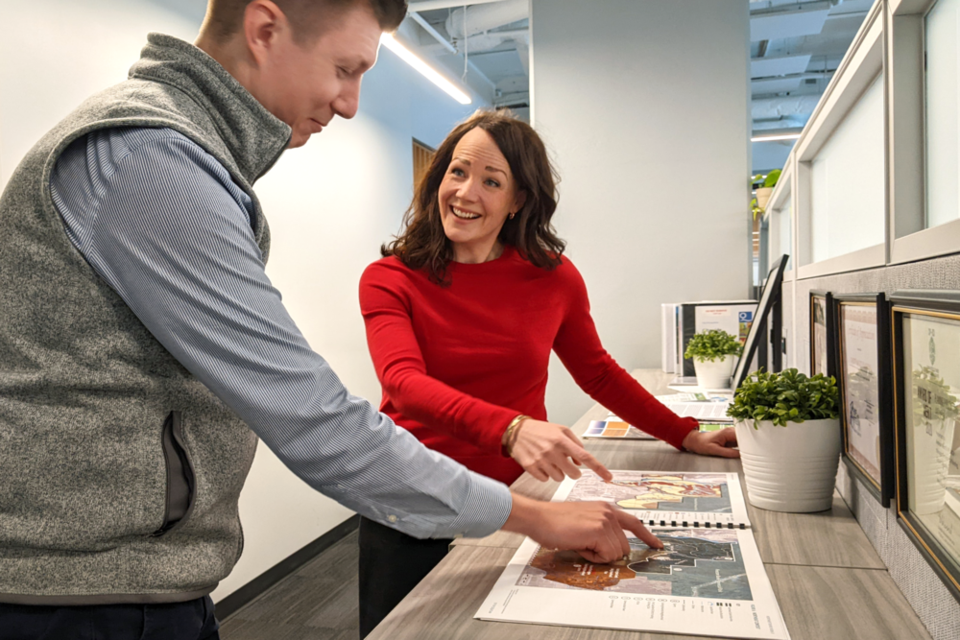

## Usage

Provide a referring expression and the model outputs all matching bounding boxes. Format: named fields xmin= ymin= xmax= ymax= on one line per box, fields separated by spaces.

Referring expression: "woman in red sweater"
xmin=357 ymin=111 xmax=738 ymax=636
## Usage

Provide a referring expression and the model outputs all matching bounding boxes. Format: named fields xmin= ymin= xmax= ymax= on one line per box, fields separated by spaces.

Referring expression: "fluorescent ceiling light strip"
xmin=751 ymin=133 xmax=802 ymax=142
xmin=380 ymin=34 xmax=472 ymax=105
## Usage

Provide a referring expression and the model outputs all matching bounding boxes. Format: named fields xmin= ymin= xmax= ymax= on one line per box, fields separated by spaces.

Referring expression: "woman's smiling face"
xmin=438 ymin=127 xmax=526 ymax=263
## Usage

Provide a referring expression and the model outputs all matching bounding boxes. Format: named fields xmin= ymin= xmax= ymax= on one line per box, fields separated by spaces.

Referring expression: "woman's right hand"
xmin=507 ymin=418 xmax=613 ymax=483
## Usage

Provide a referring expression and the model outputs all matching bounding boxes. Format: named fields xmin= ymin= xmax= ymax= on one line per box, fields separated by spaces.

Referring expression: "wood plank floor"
xmin=220 ymin=531 xmax=361 ymax=640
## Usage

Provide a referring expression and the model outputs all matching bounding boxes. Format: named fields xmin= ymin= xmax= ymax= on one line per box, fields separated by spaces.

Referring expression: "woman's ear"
xmin=513 ymin=189 xmax=528 ymax=214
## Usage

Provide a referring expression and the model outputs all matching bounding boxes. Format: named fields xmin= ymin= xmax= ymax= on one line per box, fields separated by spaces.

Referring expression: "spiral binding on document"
xmin=645 ymin=520 xmax=746 ymax=529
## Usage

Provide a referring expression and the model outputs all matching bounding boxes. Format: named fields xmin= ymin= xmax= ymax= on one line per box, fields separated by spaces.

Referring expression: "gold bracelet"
xmin=502 ymin=414 xmax=531 ymax=457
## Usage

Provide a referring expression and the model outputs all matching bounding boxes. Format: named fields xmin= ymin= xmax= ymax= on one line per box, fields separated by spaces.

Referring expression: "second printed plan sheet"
xmin=477 ymin=471 xmax=790 ymax=640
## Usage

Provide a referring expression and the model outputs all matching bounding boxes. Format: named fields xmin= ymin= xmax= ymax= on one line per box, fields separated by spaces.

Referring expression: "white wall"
xmin=2 ymin=0 xmax=481 ymax=602
xmin=530 ymin=0 xmax=751 ymax=425
xmin=0 ymin=1 xmax=203 ymax=185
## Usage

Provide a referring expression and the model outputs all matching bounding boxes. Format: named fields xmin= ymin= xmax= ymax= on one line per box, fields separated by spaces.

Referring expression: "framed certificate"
xmin=809 ymin=290 xmax=835 ymax=379
xmin=891 ymin=291 xmax=960 ymax=601
xmin=835 ymin=293 xmax=893 ymax=507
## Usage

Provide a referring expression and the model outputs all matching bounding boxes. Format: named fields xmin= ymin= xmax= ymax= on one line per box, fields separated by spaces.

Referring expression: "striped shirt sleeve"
xmin=48 ymin=126 xmax=512 ymax=539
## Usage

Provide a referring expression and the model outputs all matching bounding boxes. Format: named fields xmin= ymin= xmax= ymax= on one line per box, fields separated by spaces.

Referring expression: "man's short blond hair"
xmin=206 ymin=0 xmax=407 ymax=44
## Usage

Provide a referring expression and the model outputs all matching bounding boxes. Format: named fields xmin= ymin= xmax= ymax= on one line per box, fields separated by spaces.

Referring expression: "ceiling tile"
xmin=751 ymin=9 xmax=830 ymax=42
xmin=751 ymin=54 xmax=812 ymax=78
xmin=751 ymin=76 xmax=804 ymax=94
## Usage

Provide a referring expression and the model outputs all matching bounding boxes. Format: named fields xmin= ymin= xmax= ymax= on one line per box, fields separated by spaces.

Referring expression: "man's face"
xmin=254 ymin=5 xmax=382 ymax=148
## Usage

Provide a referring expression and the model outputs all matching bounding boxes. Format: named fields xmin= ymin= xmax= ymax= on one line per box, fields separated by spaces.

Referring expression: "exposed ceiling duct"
xmin=752 ymin=94 xmax=822 ymax=121
xmin=445 ymin=0 xmax=529 ymax=42
xmin=408 ymin=0 xmax=506 ymax=11
xmin=514 ymin=42 xmax=530 ymax=76
xmin=461 ymin=29 xmax=529 ymax=53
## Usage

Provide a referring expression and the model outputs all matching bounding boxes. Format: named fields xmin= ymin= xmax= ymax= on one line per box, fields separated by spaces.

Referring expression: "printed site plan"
xmin=477 ymin=471 xmax=790 ymax=640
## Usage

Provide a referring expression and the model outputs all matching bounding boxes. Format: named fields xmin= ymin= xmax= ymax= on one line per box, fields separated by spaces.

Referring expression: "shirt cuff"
xmin=438 ymin=472 xmax=513 ymax=539
xmin=670 ymin=417 xmax=700 ymax=451
xmin=476 ymin=407 xmax=522 ymax=456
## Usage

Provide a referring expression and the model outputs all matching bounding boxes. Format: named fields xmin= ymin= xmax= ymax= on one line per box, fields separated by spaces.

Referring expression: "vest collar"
xmin=129 ymin=33 xmax=292 ymax=184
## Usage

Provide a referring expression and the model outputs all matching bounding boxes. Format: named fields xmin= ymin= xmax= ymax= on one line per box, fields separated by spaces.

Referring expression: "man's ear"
xmin=244 ymin=0 xmax=286 ymax=67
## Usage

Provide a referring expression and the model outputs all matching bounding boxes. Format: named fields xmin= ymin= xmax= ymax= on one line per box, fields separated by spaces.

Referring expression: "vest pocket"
xmin=153 ymin=411 xmax=196 ymax=536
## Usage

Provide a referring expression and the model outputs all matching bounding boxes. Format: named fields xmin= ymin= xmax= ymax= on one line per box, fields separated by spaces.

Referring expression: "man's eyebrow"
xmin=342 ymin=56 xmax=374 ymax=72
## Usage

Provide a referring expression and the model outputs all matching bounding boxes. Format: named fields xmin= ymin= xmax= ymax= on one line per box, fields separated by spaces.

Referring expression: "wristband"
xmin=501 ymin=414 xmax=531 ymax=457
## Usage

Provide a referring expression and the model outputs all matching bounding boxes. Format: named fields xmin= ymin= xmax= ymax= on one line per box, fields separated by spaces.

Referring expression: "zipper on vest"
xmin=153 ymin=411 xmax=196 ymax=537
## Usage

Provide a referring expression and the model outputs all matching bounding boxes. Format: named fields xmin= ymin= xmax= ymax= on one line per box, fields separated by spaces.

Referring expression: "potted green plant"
xmin=684 ymin=329 xmax=743 ymax=389
xmin=753 ymin=169 xmax=781 ymax=213
xmin=727 ymin=368 xmax=840 ymax=512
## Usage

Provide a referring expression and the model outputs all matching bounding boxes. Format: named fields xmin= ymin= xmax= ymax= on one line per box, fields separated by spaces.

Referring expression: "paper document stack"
xmin=655 ymin=393 xmax=734 ymax=423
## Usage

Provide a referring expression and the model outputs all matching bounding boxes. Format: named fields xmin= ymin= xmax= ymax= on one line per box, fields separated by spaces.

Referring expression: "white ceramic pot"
xmin=755 ymin=186 xmax=774 ymax=211
xmin=734 ymin=418 xmax=841 ymax=512
xmin=693 ymin=355 xmax=735 ymax=389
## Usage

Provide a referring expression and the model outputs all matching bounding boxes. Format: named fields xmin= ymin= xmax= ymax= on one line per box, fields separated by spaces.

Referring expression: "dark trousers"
xmin=358 ymin=516 xmax=451 ymax=639
xmin=0 ymin=595 xmax=219 ymax=640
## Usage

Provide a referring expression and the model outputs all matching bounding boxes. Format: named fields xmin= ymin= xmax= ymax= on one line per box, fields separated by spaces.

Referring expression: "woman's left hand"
xmin=682 ymin=427 xmax=739 ymax=458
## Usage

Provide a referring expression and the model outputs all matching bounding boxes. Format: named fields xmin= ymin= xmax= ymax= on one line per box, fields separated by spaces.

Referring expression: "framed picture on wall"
xmin=810 ymin=290 xmax=835 ymax=378
xmin=891 ymin=291 xmax=960 ymax=601
xmin=834 ymin=293 xmax=894 ymax=507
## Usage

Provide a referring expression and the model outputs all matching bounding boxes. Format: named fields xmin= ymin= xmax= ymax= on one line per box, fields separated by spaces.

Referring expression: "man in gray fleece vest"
xmin=0 ymin=0 xmax=659 ymax=637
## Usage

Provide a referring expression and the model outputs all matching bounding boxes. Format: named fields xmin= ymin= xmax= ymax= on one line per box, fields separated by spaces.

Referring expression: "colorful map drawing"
xmin=567 ymin=472 xmax=733 ymax=513
xmin=517 ymin=529 xmax=752 ymax=601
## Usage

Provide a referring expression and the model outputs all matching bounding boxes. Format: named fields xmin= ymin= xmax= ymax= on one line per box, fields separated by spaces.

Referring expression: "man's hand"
xmin=682 ymin=427 xmax=739 ymax=458
xmin=502 ymin=494 xmax=663 ymax=563
xmin=507 ymin=419 xmax=613 ymax=482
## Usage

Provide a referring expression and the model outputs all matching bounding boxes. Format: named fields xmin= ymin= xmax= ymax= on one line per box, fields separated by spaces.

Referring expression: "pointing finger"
xmin=616 ymin=510 xmax=663 ymax=549
xmin=573 ymin=447 xmax=613 ymax=482
xmin=561 ymin=427 xmax=585 ymax=449
xmin=612 ymin=514 xmax=631 ymax=557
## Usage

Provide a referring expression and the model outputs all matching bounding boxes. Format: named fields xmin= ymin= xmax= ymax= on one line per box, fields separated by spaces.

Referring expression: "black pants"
xmin=0 ymin=595 xmax=219 ymax=640
xmin=358 ymin=516 xmax=451 ymax=639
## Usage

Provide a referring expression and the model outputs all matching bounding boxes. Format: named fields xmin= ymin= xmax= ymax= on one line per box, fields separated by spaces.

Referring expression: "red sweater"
xmin=359 ymin=246 xmax=697 ymax=486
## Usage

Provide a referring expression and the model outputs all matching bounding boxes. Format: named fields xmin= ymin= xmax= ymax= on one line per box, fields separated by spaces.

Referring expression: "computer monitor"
xmin=732 ymin=254 xmax=789 ymax=390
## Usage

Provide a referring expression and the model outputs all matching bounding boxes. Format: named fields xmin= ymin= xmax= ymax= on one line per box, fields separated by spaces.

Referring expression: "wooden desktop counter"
xmin=366 ymin=371 xmax=931 ymax=640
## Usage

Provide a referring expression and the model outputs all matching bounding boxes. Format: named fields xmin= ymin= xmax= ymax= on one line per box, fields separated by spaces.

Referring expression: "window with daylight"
xmin=809 ymin=73 xmax=885 ymax=263
xmin=925 ymin=0 xmax=960 ymax=229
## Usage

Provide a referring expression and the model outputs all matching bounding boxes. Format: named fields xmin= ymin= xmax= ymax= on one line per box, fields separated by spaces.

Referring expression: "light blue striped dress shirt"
xmin=48 ymin=126 xmax=512 ymax=539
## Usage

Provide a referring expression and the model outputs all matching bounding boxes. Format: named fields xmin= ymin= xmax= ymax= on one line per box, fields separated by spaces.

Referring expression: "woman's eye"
xmin=486 ymin=179 xmax=501 ymax=188
xmin=451 ymin=168 xmax=465 ymax=177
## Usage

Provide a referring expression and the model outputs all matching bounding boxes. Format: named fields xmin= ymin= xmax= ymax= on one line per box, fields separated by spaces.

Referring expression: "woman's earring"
xmin=509 ymin=212 xmax=516 ymax=220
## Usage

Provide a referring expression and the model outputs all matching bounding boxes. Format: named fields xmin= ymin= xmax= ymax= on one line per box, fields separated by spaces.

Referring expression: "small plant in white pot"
xmin=684 ymin=329 xmax=743 ymax=389
xmin=727 ymin=368 xmax=840 ymax=512
xmin=753 ymin=169 xmax=781 ymax=213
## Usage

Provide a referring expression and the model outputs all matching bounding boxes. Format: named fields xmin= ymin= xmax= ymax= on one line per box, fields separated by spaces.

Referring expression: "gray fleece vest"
xmin=0 ymin=34 xmax=291 ymax=604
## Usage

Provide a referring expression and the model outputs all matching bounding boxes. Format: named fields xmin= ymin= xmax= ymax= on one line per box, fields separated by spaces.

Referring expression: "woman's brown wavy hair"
xmin=381 ymin=110 xmax=565 ymax=284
